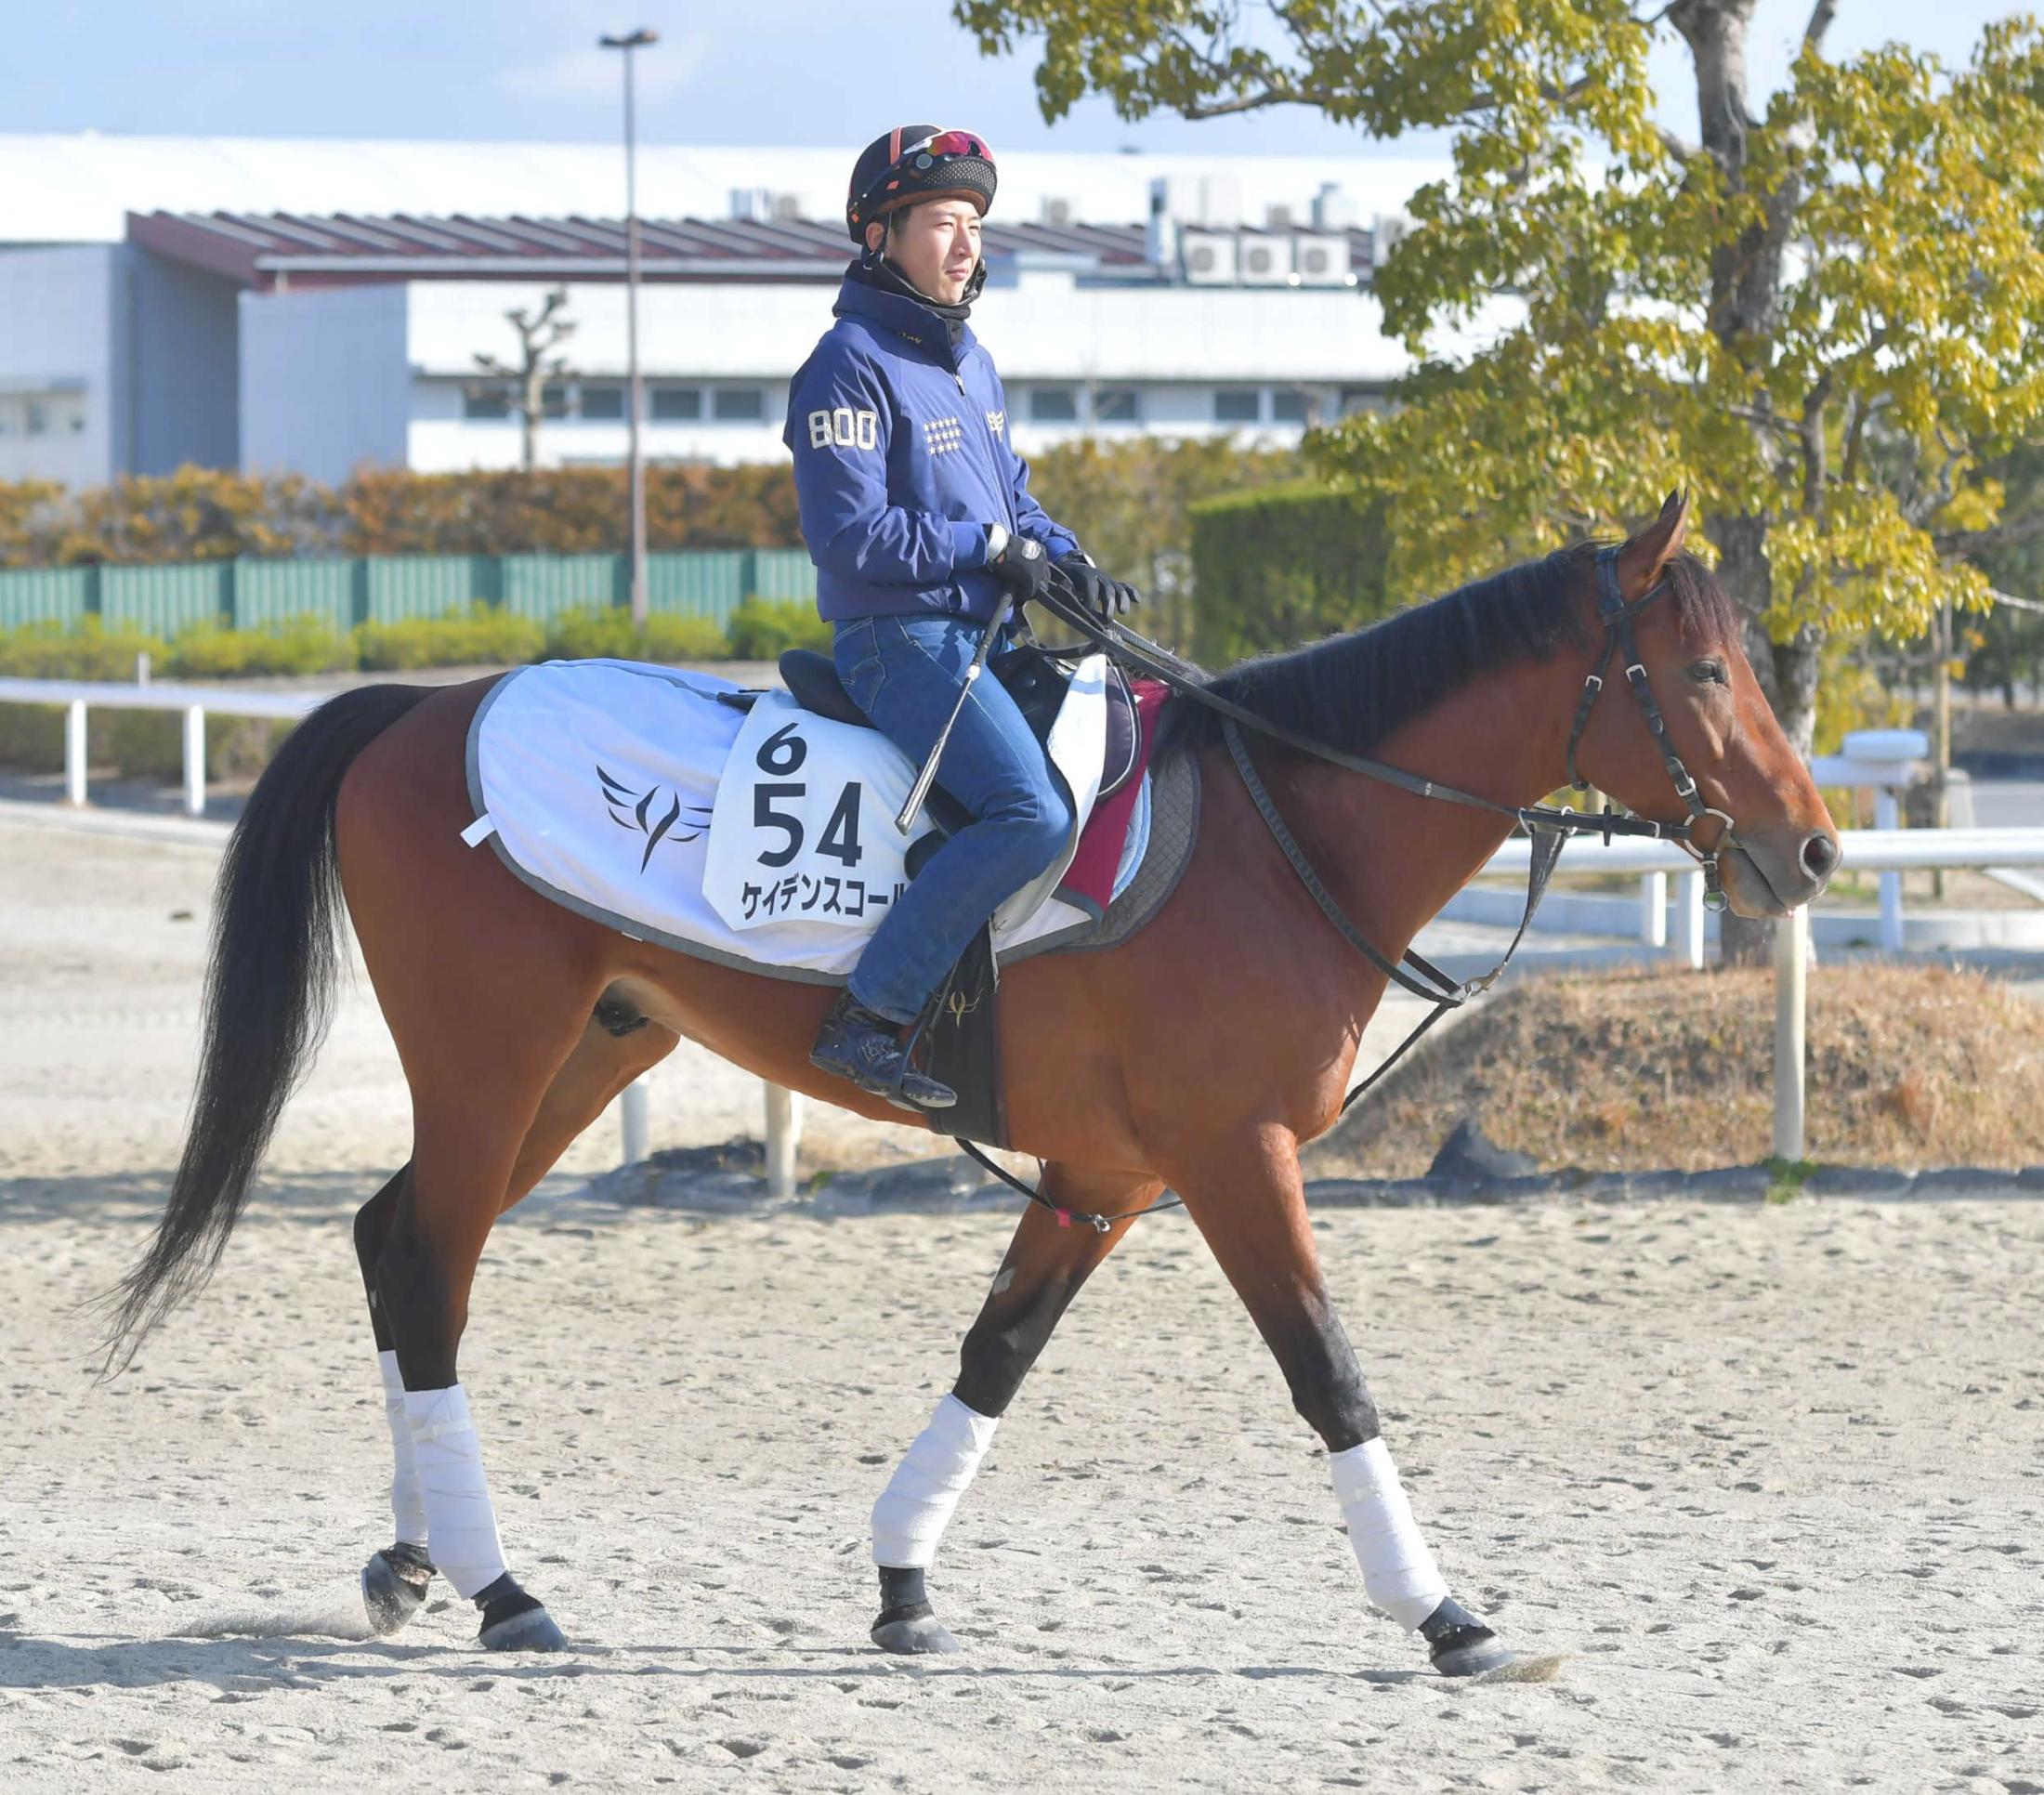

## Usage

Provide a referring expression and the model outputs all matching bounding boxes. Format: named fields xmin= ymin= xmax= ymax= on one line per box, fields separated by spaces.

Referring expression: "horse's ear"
xmin=1618 ymin=489 xmax=1690 ymax=596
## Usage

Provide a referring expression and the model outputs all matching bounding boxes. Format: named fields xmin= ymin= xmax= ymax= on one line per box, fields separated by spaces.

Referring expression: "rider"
xmin=786 ymin=125 xmax=1140 ymax=1110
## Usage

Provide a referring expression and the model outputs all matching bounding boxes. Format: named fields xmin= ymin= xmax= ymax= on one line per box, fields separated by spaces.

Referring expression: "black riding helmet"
xmin=845 ymin=124 xmax=998 ymax=242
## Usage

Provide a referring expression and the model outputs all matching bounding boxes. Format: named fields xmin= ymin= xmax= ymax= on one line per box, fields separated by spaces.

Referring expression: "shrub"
xmin=544 ymin=607 xmax=730 ymax=662
xmin=0 ymin=617 xmax=169 ymax=680
xmin=726 ymin=596 xmax=831 ymax=661
xmin=1187 ymin=482 xmax=1393 ymax=665
xmin=352 ymin=605 xmax=546 ymax=672
xmin=167 ymin=614 xmax=352 ymax=678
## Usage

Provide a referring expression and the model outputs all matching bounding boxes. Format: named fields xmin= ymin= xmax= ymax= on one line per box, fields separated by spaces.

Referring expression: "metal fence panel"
xmin=99 ymin=563 xmax=234 ymax=637
xmin=649 ymin=551 xmax=748 ymax=622
xmin=747 ymin=548 xmax=818 ymax=602
xmin=363 ymin=556 xmax=500 ymax=622
xmin=234 ymin=557 xmax=360 ymax=633
xmin=0 ymin=567 xmax=93 ymax=631
xmin=501 ymin=554 xmax=628 ymax=621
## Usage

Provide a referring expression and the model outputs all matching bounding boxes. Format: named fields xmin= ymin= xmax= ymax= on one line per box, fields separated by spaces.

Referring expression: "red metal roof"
xmin=126 ymin=209 xmax=1371 ymax=291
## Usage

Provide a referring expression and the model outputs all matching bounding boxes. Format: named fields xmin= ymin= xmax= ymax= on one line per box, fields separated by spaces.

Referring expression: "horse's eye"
xmin=1688 ymin=660 xmax=1727 ymax=687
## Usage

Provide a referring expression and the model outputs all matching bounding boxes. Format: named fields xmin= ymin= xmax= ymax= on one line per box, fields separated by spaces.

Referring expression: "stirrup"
xmin=811 ymin=994 xmax=957 ymax=1110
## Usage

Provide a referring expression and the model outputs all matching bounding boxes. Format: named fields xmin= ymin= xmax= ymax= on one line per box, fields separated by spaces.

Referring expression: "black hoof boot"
xmin=360 ymin=1542 xmax=436 ymax=1638
xmin=870 ymin=1566 xmax=959 ymax=1655
xmin=1420 ymin=1595 xmax=1513 ymax=1678
xmin=810 ymin=993 xmax=957 ymax=1111
xmin=475 ymin=1573 xmax=569 ymax=1652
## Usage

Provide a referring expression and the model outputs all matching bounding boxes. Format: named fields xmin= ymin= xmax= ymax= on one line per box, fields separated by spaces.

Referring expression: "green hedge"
xmin=726 ymin=596 xmax=832 ymax=660
xmin=1188 ymin=483 xmax=1393 ymax=666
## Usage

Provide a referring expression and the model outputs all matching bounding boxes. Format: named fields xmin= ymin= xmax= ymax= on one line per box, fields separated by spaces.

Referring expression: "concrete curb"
xmin=589 ymin=1144 xmax=2044 ymax=1218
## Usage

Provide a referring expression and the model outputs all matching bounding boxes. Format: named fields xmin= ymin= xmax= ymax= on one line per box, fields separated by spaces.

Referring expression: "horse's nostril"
xmin=1802 ymin=832 xmax=1840 ymax=880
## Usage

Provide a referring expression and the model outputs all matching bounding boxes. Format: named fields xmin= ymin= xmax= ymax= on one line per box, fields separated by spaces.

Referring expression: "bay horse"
xmin=103 ymin=492 xmax=1837 ymax=1671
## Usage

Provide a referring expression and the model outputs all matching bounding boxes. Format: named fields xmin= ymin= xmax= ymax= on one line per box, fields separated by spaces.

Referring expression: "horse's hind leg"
xmin=351 ymin=1002 xmax=676 ymax=1638
xmin=1173 ymin=1128 xmax=1511 ymax=1678
xmin=869 ymin=1163 xmax=1161 ymax=1654
xmin=353 ymin=1164 xmax=437 ymax=1635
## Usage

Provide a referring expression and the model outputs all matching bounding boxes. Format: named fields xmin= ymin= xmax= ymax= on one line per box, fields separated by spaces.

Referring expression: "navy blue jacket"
xmin=784 ymin=274 xmax=1079 ymax=623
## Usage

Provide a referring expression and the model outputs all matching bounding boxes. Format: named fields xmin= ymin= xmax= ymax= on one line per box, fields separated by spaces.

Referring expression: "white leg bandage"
xmin=404 ymin=1384 xmax=508 ymax=1599
xmin=871 ymin=1395 xmax=999 ymax=1569
xmin=1330 ymin=1437 xmax=1449 ymax=1630
xmin=377 ymin=1351 xmax=428 ymax=1548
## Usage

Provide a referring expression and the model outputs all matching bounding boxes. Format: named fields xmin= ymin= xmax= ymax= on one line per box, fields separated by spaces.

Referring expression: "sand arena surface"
xmin=3 ymin=816 xmax=2042 ymax=1791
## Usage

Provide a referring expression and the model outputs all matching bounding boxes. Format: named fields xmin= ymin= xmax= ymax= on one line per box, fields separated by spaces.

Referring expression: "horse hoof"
xmin=360 ymin=1544 xmax=435 ymax=1638
xmin=1420 ymin=1595 xmax=1514 ymax=1679
xmin=475 ymin=1574 xmax=568 ymax=1652
xmin=871 ymin=1609 xmax=960 ymax=1655
xmin=478 ymin=1604 xmax=569 ymax=1652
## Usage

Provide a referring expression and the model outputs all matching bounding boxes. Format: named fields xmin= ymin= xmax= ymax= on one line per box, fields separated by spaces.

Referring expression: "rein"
xmin=952 ymin=548 xmax=1741 ymax=1230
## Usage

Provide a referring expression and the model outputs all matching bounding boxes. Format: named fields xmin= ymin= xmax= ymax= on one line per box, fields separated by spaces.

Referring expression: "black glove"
xmin=985 ymin=530 xmax=1054 ymax=606
xmin=1055 ymin=552 xmax=1141 ymax=620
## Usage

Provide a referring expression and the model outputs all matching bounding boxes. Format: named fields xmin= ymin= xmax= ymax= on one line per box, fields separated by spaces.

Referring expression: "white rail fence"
xmin=4 ymin=678 xmax=2038 ymax=1178
xmin=0 ymin=675 xmax=318 ymax=817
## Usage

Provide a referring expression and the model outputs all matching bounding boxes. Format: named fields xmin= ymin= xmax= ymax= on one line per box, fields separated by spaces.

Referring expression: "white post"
xmin=1772 ymin=904 xmax=1810 ymax=1161
xmin=1678 ymin=870 xmax=1706 ymax=970
xmin=64 ymin=700 xmax=87 ymax=806
xmin=181 ymin=705 xmax=206 ymax=818
xmin=764 ymin=1083 xmax=803 ymax=1199
xmin=619 ymin=1077 xmax=650 ymax=1166
xmin=1874 ymin=788 xmax=1904 ymax=952
xmin=1639 ymin=871 xmax=1668 ymax=948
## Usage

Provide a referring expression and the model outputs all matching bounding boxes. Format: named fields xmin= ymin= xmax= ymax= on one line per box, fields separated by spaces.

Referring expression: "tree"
xmin=473 ymin=289 xmax=577 ymax=471
xmin=955 ymin=2 xmax=2044 ymax=746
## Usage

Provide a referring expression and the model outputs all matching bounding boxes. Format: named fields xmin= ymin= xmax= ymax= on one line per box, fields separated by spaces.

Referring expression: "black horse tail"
xmin=98 ymin=683 xmax=432 ymax=1373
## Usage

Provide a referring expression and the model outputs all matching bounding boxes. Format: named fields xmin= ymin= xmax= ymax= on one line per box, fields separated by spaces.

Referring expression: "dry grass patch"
xmin=1308 ymin=963 xmax=2044 ymax=1177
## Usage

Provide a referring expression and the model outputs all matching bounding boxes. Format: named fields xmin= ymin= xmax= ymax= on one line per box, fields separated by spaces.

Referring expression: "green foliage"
xmin=543 ymin=607 xmax=731 ymax=662
xmin=1187 ymin=484 xmax=1393 ymax=665
xmin=166 ymin=614 xmax=354 ymax=678
xmin=0 ymin=617 xmax=168 ymax=679
xmin=352 ymin=606 xmax=547 ymax=672
xmin=1026 ymin=438 xmax=1303 ymax=650
xmin=961 ymin=1 xmax=2044 ymax=739
xmin=726 ymin=596 xmax=832 ymax=661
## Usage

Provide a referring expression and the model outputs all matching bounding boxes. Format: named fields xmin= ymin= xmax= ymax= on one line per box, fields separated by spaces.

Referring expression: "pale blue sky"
xmin=0 ymin=0 xmax=2015 ymax=154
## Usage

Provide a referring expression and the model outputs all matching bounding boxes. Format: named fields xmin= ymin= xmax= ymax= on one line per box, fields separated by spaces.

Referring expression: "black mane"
xmin=1154 ymin=544 xmax=1736 ymax=763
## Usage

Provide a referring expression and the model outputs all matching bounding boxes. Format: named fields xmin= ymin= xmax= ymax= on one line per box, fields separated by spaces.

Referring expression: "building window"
xmin=1213 ymin=388 xmax=1261 ymax=425
xmin=464 ymin=387 xmax=510 ymax=421
xmin=1029 ymin=387 xmax=1079 ymax=423
xmin=1270 ymin=387 xmax=1311 ymax=425
xmin=579 ymin=385 xmax=625 ymax=421
xmin=713 ymin=387 xmax=766 ymax=423
xmin=650 ymin=387 xmax=702 ymax=421
xmin=24 ymin=401 xmax=47 ymax=438
xmin=1093 ymin=388 xmax=1139 ymax=424
xmin=539 ymin=384 xmax=569 ymax=421
xmin=1340 ymin=387 xmax=1384 ymax=417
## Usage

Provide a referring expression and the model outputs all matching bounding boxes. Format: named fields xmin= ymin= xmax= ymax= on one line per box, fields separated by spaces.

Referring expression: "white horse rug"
xmin=460 ymin=658 xmax=1156 ymax=984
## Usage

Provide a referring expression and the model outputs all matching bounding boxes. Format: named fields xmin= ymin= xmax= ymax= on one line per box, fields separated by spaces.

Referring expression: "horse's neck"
xmin=1278 ymin=654 xmax=1574 ymax=965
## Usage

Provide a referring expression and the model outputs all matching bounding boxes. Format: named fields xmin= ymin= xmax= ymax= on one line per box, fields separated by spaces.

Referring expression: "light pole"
xmin=601 ymin=27 xmax=657 ymax=628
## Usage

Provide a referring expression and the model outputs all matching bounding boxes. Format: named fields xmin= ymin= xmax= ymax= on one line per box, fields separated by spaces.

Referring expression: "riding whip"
xmin=894 ymin=593 xmax=1013 ymax=834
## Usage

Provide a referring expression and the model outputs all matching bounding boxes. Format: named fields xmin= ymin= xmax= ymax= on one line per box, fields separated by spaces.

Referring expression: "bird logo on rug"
xmin=597 ymin=765 xmax=714 ymax=873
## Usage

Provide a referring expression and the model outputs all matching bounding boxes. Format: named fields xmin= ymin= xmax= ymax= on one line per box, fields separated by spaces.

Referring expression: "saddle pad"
xmin=463 ymin=657 xmax=1155 ymax=984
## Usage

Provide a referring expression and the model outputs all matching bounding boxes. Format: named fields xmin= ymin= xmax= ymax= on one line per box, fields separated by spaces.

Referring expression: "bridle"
xmin=951 ymin=546 xmax=1745 ymax=1229
xmin=1564 ymin=548 xmax=1740 ymax=914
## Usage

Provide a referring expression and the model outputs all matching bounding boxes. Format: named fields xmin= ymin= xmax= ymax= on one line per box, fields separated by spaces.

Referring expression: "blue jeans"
xmin=833 ymin=614 xmax=1074 ymax=1024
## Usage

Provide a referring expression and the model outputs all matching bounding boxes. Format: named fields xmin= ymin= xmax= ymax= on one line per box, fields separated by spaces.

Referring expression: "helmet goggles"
xmin=848 ymin=127 xmax=997 ymax=236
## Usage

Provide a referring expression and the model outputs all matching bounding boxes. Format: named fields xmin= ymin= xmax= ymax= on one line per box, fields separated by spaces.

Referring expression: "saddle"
xmin=776 ymin=646 xmax=1143 ymax=832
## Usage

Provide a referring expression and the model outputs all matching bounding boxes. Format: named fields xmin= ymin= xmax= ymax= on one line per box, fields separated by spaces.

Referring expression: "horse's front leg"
xmin=1173 ymin=1126 xmax=1513 ymax=1678
xmin=869 ymin=1164 xmax=1162 ymax=1654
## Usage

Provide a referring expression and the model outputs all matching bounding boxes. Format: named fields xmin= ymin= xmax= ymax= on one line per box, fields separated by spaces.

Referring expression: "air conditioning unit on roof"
xmin=1237 ymin=231 xmax=1292 ymax=285
xmin=1041 ymin=195 xmax=1074 ymax=228
xmin=1292 ymin=232 xmax=1351 ymax=286
xmin=1179 ymin=228 xmax=1237 ymax=284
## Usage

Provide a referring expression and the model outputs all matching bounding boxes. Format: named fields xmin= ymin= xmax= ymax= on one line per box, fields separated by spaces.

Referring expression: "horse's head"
xmin=1566 ymin=492 xmax=1841 ymax=918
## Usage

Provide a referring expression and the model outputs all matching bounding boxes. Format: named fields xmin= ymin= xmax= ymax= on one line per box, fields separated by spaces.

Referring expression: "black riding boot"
xmin=810 ymin=991 xmax=958 ymax=1110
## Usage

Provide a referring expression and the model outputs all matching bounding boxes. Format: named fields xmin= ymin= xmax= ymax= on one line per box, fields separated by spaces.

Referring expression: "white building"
xmin=0 ymin=133 xmax=1502 ymax=489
